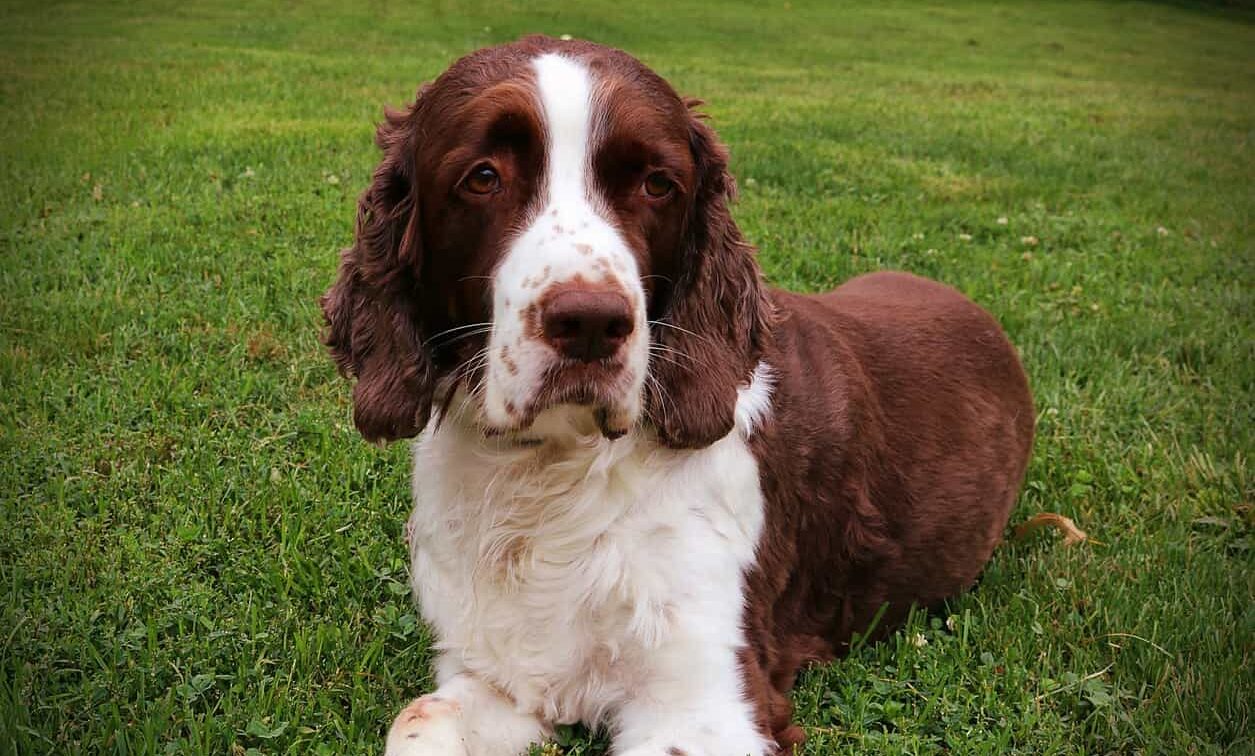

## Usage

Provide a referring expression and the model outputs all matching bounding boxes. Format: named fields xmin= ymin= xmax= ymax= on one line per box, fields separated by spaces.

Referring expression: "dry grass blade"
xmin=1013 ymin=512 xmax=1091 ymax=546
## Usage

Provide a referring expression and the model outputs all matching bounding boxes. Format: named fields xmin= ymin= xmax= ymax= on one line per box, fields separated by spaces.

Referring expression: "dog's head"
xmin=321 ymin=36 xmax=772 ymax=448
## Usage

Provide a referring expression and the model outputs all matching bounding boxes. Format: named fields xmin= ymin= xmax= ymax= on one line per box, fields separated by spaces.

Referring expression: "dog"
xmin=320 ymin=35 xmax=1034 ymax=756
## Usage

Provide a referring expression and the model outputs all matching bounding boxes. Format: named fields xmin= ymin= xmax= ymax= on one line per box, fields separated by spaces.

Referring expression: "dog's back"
xmin=739 ymin=271 xmax=1033 ymax=744
xmin=822 ymin=271 xmax=1034 ymax=587
xmin=755 ymin=270 xmax=1033 ymax=627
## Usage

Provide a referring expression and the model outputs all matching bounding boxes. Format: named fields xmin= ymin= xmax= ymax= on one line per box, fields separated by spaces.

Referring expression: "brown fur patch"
xmin=736 ymin=273 xmax=1033 ymax=747
xmin=501 ymin=345 xmax=519 ymax=375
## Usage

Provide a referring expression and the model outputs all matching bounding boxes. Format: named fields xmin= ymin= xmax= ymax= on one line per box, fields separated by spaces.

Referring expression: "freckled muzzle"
xmin=511 ymin=277 xmax=641 ymax=438
xmin=483 ymin=277 xmax=645 ymax=439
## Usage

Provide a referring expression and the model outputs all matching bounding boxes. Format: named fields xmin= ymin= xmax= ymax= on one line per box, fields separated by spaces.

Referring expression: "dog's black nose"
xmin=541 ymin=288 xmax=633 ymax=362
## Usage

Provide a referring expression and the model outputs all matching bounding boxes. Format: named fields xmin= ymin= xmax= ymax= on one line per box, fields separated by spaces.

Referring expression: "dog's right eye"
xmin=642 ymin=171 xmax=674 ymax=198
xmin=462 ymin=164 xmax=500 ymax=195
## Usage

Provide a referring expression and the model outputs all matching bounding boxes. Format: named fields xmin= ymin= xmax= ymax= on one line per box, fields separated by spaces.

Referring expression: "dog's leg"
xmin=384 ymin=673 xmax=550 ymax=756
xmin=612 ymin=641 xmax=770 ymax=756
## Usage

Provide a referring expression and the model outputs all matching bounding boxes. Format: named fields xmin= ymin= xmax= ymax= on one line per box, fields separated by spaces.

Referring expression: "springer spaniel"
xmin=321 ymin=35 xmax=1034 ymax=756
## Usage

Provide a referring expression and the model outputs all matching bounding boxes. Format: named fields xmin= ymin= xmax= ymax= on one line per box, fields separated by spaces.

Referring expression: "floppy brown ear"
xmin=646 ymin=104 xmax=775 ymax=449
xmin=320 ymin=95 xmax=434 ymax=443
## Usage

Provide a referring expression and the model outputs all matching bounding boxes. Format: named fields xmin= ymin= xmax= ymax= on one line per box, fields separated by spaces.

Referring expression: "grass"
xmin=1 ymin=0 xmax=1251 ymax=753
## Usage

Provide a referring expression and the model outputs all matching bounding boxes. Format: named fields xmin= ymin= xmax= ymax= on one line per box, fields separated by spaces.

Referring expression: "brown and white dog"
xmin=321 ymin=35 xmax=1034 ymax=756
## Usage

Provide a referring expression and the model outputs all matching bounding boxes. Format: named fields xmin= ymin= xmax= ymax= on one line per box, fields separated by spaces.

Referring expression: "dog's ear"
xmin=320 ymin=92 xmax=434 ymax=442
xmin=646 ymin=102 xmax=774 ymax=449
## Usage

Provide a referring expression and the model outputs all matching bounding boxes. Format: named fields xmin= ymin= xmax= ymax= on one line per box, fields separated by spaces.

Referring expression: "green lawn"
xmin=2 ymin=1 xmax=1252 ymax=753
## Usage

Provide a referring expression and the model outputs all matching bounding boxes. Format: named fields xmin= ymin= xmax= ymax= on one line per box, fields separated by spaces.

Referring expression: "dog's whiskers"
xmin=423 ymin=322 xmax=493 ymax=349
xmin=648 ymin=319 xmax=717 ymax=347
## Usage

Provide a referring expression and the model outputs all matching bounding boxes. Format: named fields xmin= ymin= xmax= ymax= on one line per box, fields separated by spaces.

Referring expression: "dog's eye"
xmin=642 ymin=171 xmax=674 ymax=198
xmin=463 ymin=164 xmax=500 ymax=195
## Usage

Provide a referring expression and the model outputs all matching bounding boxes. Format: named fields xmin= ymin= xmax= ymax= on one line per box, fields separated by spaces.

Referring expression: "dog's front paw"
xmin=384 ymin=695 xmax=469 ymax=756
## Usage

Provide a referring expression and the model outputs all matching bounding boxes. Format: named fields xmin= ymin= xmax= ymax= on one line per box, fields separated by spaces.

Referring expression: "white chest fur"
xmin=406 ymin=399 xmax=768 ymax=727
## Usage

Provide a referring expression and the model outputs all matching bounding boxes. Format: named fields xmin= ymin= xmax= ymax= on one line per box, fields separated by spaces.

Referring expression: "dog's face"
xmin=322 ymin=36 xmax=771 ymax=447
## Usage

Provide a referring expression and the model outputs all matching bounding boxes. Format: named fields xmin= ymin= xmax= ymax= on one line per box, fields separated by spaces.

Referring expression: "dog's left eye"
xmin=463 ymin=164 xmax=501 ymax=195
xmin=642 ymin=171 xmax=674 ymax=198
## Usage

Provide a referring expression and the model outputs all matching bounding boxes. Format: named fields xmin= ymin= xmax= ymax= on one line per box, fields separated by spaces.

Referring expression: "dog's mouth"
xmin=480 ymin=360 xmax=638 ymax=442
xmin=594 ymin=407 xmax=628 ymax=440
xmin=479 ymin=405 xmax=624 ymax=446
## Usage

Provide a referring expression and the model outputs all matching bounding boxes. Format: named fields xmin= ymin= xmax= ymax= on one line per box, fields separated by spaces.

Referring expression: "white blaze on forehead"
xmin=480 ymin=51 xmax=649 ymax=433
xmin=533 ymin=53 xmax=594 ymax=204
